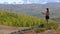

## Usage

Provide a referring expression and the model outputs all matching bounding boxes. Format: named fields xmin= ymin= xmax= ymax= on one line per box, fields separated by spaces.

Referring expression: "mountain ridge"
xmin=0 ymin=3 xmax=60 ymax=18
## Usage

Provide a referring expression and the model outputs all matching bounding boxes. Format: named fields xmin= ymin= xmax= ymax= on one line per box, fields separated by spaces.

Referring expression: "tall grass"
xmin=0 ymin=11 xmax=59 ymax=29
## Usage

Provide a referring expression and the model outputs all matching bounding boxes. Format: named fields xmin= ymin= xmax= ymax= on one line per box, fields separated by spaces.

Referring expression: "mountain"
xmin=0 ymin=3 xmax=60 ymax=18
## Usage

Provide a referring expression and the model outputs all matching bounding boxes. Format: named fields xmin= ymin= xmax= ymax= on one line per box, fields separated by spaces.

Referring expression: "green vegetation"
xmin=0 ymin=11 xmax=43 ymax=27
xmin=0 ymin=11 xmax=60 ymax=33
xmin=34 ymin=22 xmax=59 ymax=33
xmin=0 ymin=11 xmax=59 ymax=29
xmin=34 ymin=28 xmax=46 ymax=33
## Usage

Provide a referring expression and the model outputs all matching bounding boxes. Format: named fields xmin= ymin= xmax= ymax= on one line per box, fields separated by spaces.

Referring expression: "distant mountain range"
xmin=0 ymin=2 xmax=60 ymax=18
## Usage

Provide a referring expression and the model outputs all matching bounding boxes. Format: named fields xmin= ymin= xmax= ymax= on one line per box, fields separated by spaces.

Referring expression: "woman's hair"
xmin=46 ymin=8 xmax=49 ymax=12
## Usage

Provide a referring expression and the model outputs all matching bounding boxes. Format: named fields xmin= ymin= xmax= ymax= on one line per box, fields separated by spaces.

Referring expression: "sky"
xmin=0 ymin=0 xmax=60 ymax=4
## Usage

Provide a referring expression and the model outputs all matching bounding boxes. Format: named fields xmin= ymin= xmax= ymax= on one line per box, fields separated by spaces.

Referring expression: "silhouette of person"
xmin=45 ymin=8 xmax=49 ymax=24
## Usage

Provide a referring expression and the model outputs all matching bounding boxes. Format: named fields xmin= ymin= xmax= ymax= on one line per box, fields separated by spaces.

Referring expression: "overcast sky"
xmin=0 ymin=0 xmax=60 ymax=4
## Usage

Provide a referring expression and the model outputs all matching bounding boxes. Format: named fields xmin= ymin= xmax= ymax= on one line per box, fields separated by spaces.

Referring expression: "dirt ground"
xmin=0 ymin=25 xmax=60 ymax=34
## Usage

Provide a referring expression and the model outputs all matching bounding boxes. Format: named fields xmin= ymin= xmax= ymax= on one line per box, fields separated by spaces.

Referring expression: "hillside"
xmin=0 ymin=11 xmax=58 ymax=26
xmin=0 ymin=11 xmax=45 ymax=27
xmin=0 ymin=11 xmax=60 ymax=34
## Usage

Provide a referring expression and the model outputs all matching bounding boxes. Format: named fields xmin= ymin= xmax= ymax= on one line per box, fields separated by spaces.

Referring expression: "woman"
xmin=45 ymin=8 xmax=49 ymax=24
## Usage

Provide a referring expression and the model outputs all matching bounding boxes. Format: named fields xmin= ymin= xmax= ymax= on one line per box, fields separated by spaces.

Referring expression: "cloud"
xmin=22 ymin=0 xmax=32 ymax=4
xmin=0 ymin=0 xmax=24 ymax=4
xmin=0 ymin=0 xmax=60 ymax=4
xmin=27 ymin=1 xmax=32 ymax=4
xmin=22 ymin=0 xmax=47 ymax=4
xmin=15 ymin=0 xmax=24 ymax=4
xmin=47 ymin=0 xmax=60 ymax=2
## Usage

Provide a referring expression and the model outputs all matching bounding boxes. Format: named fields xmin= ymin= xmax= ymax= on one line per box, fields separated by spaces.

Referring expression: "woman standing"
xmin=45 ymin=8 xmax=49 ymax=24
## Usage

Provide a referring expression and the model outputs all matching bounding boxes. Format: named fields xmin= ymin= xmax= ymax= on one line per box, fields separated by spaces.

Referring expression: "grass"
xmin=0 ymin=11 xmax=59 ymax=31
xmin=0 ymin=11 xmax=44 ymax=27
xmin=34 ymin=22 xmax=59 ymax=33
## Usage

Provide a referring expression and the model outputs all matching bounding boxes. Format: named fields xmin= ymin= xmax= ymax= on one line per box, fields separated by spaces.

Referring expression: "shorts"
xmin=45 ymin=16 xmax=49 ymax=19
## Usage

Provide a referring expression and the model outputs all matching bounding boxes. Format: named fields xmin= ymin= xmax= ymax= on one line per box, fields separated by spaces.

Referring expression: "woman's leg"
xmin=46 ymin=19 xmax=48 ymax=24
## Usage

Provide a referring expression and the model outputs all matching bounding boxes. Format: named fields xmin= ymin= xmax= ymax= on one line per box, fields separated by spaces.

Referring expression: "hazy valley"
xmin=0 ymin=3 xmax=60 ymax=18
